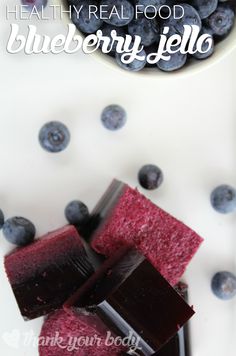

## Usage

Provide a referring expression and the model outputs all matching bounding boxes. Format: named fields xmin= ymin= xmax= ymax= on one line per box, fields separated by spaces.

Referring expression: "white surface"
xmin=0 ymin=1 xmax=236 ymax=355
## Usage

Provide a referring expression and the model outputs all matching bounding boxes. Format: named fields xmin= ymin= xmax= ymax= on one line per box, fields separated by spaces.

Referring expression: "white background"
xmin=0 ymin=1 xmax=236 ymax=355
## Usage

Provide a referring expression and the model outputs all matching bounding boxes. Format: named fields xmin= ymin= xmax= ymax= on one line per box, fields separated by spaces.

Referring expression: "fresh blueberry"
xmin=39 ymin=121 xmax=70 ymax=153
xmin=205 ymin=4 xmax=235 ymax=37
xmin=210 ymin=184 xmax=236 ymax=214
xmin=135 ymin=0 xmax=168 ymax=13
xmin=65 ymin=200 xmax=89 ymax=226
xmin=21 ymin=0 xmax=48 ymax=11
xmin=72 ymin=1 xmax=103 ymax=34
xmin=101 ymin=105 xmax=127 ymax=130
xmin=192 ymin=27 xmax=214 ymax=59
xmin=101 ymin=0 xmax=134 ymax=27
xmin=100 ymin=24 xmax=126 ymax=53
xmin=68 ymin=0 xmax=81 ymax=5
xmin=190 ymin=0 xmax=218 ymax=19
xmin=156 ymin=24 xmax=187 ymax=71
xmin=211 ymin=271 xmax=236 ymax=300
xmin=3 ymin=217 xmax=36 ymax=246
xmin=0 ymin=209 xmax=4 ymax=229
xmin=170 ymin=4 xmax=202 ymax=35
xmin=116 ymin=48 xmax=147 ymax=72
xmin=157 ymin=51 xmax=187 ymax=72
xmin=128 ymin=16 xmax=159 ymax=47
xmin=138 ymin=164 xmax=163 ymax=190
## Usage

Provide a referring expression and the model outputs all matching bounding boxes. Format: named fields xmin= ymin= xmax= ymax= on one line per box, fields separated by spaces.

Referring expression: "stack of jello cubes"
xmin=4 ymin=180 xmax=203 ymax=356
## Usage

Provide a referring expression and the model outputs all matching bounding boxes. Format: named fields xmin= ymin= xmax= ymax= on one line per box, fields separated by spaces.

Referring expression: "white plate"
xmin=0 ymin=1 xmax=236 ymax=355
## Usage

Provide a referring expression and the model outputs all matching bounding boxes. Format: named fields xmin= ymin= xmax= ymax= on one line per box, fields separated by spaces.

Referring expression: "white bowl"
xmin=58 ymin=0 xmax=236 ymax=78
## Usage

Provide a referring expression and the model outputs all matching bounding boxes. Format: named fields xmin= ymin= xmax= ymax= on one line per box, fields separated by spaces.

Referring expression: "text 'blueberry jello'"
xmin=4 ymin=225 xmax=94 ymax=320
xmin=86 ymin=179 xmax=203 ymax=286
xmin=64 ymin=247 xmax=194 ymax=355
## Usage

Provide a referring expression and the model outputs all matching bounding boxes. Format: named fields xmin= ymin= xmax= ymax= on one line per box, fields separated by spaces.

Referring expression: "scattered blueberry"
xmin=206 ymin=4 xmax=235 ymax=37
xmin=138 ymin=164 xmax=163 ymax=190
xmin=128 ymin=16 xmax=159 ymax=47
xmin=65 ymin=200 xmax=89 ymax=226
xmin=157 ymin=51 xmax=187 ymax=72
xmin=3 ymin=217 xmax=36 ymax=246
xmin=21 ymin=0 xmax=48 ymax=11
xmin=72 ymin=1 xmax=103 ymax=34
xmin=100 ymin=0 xmax=134 ymax=27
xmin=190 ymin=0 xmax=218 ymax=19
xmin=39 ymin=121 xmax=70 ymax=153
xmin=101 ymin=105 xmax=127 ymax=131
xmin=116 ymin=48 xmax=147 ymax=72
xmin=0 ymin=209 xmax=4 ymax=229
xmin=210 ymin=184 xmax=236 ymax=214
xmin=211 ymin=271 xmax=236 ymax=300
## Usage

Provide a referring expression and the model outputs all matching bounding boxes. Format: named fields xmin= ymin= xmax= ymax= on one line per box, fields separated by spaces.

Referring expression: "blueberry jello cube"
xmin=65 ymin=248 xmax=194 ymax=355
xmin=39 ymin=309 xmax=125 ymax=356
xmin=85 ymin=179 xmax=203 ymax=286
xmin=4 ymin=225 xmax=94 ymax=320
xmin=156 ymin=283 xmax=191 ymax=356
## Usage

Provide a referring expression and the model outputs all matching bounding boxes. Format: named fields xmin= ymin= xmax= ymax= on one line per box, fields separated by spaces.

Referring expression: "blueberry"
xmin=3 ymin=217 xmax=36 ymax=246
xmin=0 ymin=209 xmax=4 ymax=229
xmin=72 ymin=1 xmax=103 ymax=34
xmin=116 ymin=48 xmax=147 ymax=72
xmin=190 ymin=0 xmax=218 ymax=19
xmin=156 ymin=24 xmax=187 ymax=71
xmin=21 ymin=0 xmax=48 ymax=11
xmin=211 ymin=271 xmax=236 ymax=300
xmin=101 ymin=0 xmax=134 ymax=27
xmin=100 ymin=24 xmax=126 ymax=53
xmin=210 ymin=184 xmax=236 ymax=214
xmin=138 ymin=164 xmax=163 ymax=190
xmin=128 ymin=16 xmax=159 ymax=47
xmin=170 ymin=4 xmax=202 ymax=35
xmin=192 ymin=27 xmax=214 ymax=59
xmin=39 ymin=121 xmax=70 ymax=153
xmin=65 ymin=200 xmax=89 ymax=226
xmin=135 ymin=0 xmax=168 ymax=12
xmin=205 ymin=4 xmax=235 ymax=37
xmin=68 ymin=0 xmax=81 ymax=5
xmin=101 ymin=105 xmax=127 ymax=130
xmin=157 ymin=51 xmax=187 ymax=72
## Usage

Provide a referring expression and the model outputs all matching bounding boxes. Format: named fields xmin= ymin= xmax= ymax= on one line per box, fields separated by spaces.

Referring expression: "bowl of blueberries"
xmin=59 ymin=0 xmax=236 ymax=74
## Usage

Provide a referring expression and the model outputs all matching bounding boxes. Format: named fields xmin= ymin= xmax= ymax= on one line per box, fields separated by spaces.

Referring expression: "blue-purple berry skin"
xmin=210 ymin=184 xmax=236 ymax=214
xmin=211 ymin=271 xmax=236 ymax=300
xmin=39 ymin=121 xmax=70 ymax=153
xmin=100 ymin=25 xmax=126 ymax=53
xmin=136 ymin=0 xmax=168 ymax=12
xmin=157 ymin=52 xmax=187 ymax=72
xmin=0 ymin=210 xmax=4 ymax=229
xmin=101 ymin=0 xmax=134 ymax=27
xmin=128 ymin=16 xmax=159 ymax=47
xmin=193 ymin=27 xmax=214 ymax=59
xmin=191 ymin=0 xmax=218 ymax=19
xmin=170 ymin=4 xmax=202 ymax=35
xmin=65 ymin=200 xmax=89 ymax=226
xmin=101 ymin=105 xmax=127 ymax=131
xmin=72 ymin=2 xmax=103 ymax=34
xmin=138 ymin=164 xmax=163 ymax=190
xmin=206 ymin=4 xmax=235 ymax=37
xmin=115 ymin=49 xmax=147 ymax=72
xmin=21 ymin=0 xmax=48 ymax=11
xmin=2 ymin=217 xmax=36 ymax=246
